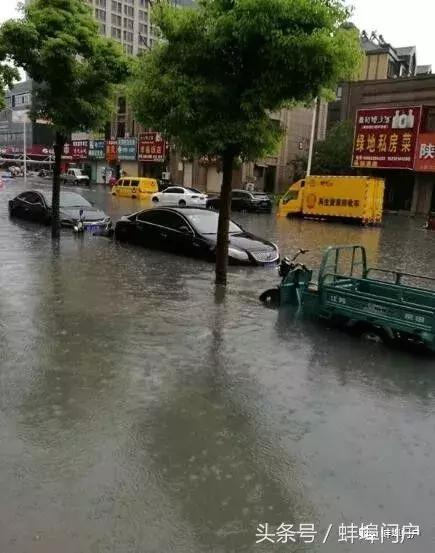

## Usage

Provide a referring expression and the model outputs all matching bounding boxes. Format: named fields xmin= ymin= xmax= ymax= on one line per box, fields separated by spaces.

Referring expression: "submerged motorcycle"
xmin=259 ymin=249 xmax=310 ymax=306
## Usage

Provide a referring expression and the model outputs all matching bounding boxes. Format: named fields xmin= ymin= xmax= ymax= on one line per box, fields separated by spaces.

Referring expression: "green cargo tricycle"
xmin=260 ymin=245 xmax=435 ymax=351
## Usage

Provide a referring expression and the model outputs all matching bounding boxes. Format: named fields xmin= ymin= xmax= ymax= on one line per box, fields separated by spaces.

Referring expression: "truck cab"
xmin=278 ymin=179 xmax=305 ymax=217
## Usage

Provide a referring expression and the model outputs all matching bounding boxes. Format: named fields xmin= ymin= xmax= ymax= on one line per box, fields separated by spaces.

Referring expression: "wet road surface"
xmin=1 ymin=178 xmax=435 ymax=552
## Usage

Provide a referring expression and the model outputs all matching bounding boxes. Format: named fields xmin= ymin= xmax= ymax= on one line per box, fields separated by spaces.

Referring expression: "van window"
xmin=300 ymin=180 xmax=305 ymax=188
xmin=131 ymin=179 xmax=140 ymax=187
xmin=282 ymin=190 xmax=299 ymax=204
xmin=123 ymin=180 xmax=131 ymax=187
xmin=117 ymin=179 xmax=123 ymax=186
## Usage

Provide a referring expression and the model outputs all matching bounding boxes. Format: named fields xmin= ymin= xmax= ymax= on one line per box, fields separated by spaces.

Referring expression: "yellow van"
xmin=111 ymin=177 xmax=158 ymax=199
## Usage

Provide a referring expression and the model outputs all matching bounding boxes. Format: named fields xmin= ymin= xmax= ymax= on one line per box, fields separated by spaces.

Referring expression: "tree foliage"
xmin=129 ymin=0 xmax=362 ymax=284
xmin=294 ymin=120 xmax=356 ymax=178
xmin=0 ymin=63 xmax=19 ymax=110
xmin=312 ymin=119 xmax=356 ymax=174
xmin=0 ymin=0 xmax=130 ymax=236
xmin=130 ymin=0 xmax=362 ymax=160
xmin=0 ymin=0 xmax=130 ymax=134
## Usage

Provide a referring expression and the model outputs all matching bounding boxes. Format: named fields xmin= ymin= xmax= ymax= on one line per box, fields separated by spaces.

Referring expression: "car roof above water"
xmin=151 ymin=206 xmax=210 ymax=215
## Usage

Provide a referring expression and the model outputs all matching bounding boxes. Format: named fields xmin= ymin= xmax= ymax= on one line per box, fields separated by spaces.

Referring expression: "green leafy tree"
xmin=312 ymin=119 xmax=356 ymax=175
xmin=0 ymin=0 xmax=130 ymax=237
xmin=293 ymin=120 xmax=356 ymax=179
xmin=0 ymin=64 xmax=19 ymax=110
xmin=129 ymin=0 xmax=362 ymax=284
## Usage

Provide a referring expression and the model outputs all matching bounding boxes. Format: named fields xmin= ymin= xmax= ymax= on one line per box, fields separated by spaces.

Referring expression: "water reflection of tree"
xmin=141 ymin=289 xmax=316 ymax=553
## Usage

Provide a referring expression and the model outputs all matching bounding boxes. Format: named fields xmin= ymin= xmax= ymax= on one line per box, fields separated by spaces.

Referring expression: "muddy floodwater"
xmin=1 ymin=179 xmax=435 ymax=552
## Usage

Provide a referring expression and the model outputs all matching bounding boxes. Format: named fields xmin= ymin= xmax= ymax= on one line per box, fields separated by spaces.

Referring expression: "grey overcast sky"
xmin=0 ymin=0 xmax=434 ymax=66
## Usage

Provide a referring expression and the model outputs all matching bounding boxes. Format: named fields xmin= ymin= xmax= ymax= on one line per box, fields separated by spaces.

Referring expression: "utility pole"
xmin=306 ymin=98 xmax=318 ymax=177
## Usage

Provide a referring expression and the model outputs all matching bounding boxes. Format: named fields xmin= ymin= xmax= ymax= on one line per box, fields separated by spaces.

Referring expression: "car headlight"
xmin=228 ymin=247 xmax=249 ymax=261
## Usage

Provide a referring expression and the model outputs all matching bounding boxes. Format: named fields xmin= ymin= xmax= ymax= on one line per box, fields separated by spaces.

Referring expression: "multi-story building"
xmin=86 ymin=0 xmax=193 ymax=54
xmin=17 ymin=1 xmax=323 ymax=190
xmin=328 ymin=31 xmax=432 ymax=130
xmin=0 ymin=80 xmax=55 ymax=166
xmin=338 ymin=75 xmax=435 ymax=215
xmin=324 ymin=30 xmax=435 ymax=215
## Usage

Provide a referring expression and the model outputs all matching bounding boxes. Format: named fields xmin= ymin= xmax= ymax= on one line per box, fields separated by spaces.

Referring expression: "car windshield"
xmin=185 ymin=211 xmax=242 ymax=234
xmin=44 ymin=192 xmax=92 ymax=208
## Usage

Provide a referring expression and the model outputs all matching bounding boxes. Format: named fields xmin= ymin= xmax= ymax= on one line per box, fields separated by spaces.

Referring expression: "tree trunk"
xmin=52 ymin=132 xmax=65 ymax=239
xmin=215 ymin=149 xmax=235 ymax=285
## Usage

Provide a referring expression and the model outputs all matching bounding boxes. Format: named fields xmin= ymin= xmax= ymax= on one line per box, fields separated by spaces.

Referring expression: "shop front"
xmin=352 ymin=105 xmax=435 ymax=215
xmin=138 ymin=132 xmax=167 ymax=179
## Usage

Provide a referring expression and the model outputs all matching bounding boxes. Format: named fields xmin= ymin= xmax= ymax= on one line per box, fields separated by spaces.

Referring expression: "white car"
xmin=151 ymin=186 xmax=207 ymax=207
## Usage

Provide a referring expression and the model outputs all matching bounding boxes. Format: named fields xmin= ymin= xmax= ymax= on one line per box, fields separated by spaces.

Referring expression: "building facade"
xmin=0 ymin=80 xmax=55 ymax=166
xmin=85 ymin=0 xmax=194 ymax=54
xmin=15 ymin=1 xmax=325 ymax=190
xmin=343 ymin=75 xmax=435 ymax=215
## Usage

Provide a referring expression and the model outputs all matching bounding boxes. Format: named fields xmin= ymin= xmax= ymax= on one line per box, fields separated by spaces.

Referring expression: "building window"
xmin=140 ymin=0 xmax=148 ymax=5
xmin=139 ymin=9 xmax=146 ymax=21
xmin=124 ymin=5 xmax=134 ymax=17
xmin=117 ymin=121 xmax=126 ymax=138
xmin=123 ymin=44 xmax=133 ymax=55
xmin=99 ymin=22 xmax=106 ymax=34
xmin=111 ymin=1 xmax=121 ymax=13
xmin=111 ymin=26 xmax=121 ymax=39
xmin=111 ymin=14 xmax=121 ymax=26
xmin=13 ymin=93 xmax=31 ymax=106
xmin=336 ymin=85 xmax=342 ymax=99
xmin=95 ymin=8 xmax=106 ymax=21
xmin=123 ymin=18 xmax=134 ymax=30
xmin=139 ymin=23 xmax=147 ymax=35
xmin=95 ymin=0 xmax=106 ymax=7
xmin=118 ymin=97 xmax=126 ymax=114
xmin=123 ymin=30 xmax=133 ymax=43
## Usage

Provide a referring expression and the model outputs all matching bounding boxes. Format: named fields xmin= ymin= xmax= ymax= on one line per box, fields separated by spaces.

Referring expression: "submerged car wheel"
xmin=179 ymin=199 xmax=186 ymax=207
xmin=152 ymin=197 xmax=159 ymax=203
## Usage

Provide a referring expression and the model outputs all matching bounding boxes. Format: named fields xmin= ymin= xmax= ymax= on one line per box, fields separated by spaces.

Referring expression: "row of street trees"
xmin=0 ymin=0 xmax=362 ymax=285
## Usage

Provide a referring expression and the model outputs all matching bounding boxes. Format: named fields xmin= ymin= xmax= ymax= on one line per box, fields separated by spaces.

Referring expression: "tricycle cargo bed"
xmin=321 ymin=274 xmax=435 ymax=335
xmin=267 ymin=245 xmax=435 ymax=352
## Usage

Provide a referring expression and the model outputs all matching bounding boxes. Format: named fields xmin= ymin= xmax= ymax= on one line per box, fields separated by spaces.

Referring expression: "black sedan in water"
xmin=114 ymin=207 xmax=279 ymax=265
xmin=8 ymin=190 xmax=111 ymax=230
xmin=206 ymin=189 xmax=272 ymax=213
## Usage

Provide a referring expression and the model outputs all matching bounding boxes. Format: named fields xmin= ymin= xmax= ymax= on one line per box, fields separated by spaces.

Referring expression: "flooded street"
xmin=1 ymin=179 xmax=435 ymax=552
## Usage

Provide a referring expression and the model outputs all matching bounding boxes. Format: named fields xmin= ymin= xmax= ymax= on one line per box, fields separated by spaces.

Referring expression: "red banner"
xmin=106 ymin=140 xmax=118 ymax=162
xmin=352 ymin=106 xmax=422 ymax=170
xmin=28 ymin=145 xmax=54 ymax=156
xmin=138 ymin=132 xmax=166 ymax=162
xmin=415 ymin=133 xmax=435 ymax=172
xmin=71 ymin=140 xmax=89 ymax=160
xmin=0 ymin=145 xmax=54 ymax=156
